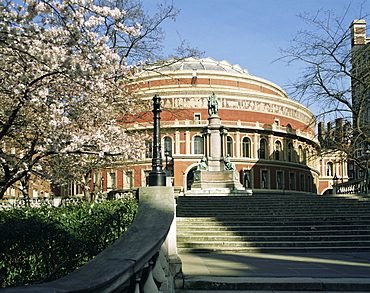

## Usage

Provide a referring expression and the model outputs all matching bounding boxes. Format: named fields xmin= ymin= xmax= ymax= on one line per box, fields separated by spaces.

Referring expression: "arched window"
xmin=242 ymin=137 xmax=251 ymax=158
xmin=298 ymin=145 xmax=303 ymax=163
xmin=259 ymin=139 xmax=267 ymax=159
xmin=287 ymin=143 xmax=293 ymax=162
xmin=193 ymin=136 xmax=203 ymax=154
xmin=227 ymin=136 xmax=233 ymax=156
xmin=304 ymin=147 xmax=308 ymax=164
xmin=163 ymin=136 xmax=172 ymax=156
xmin=327 ymin=162 xmax=334 ymax=176
xmin=275 ymin=140 xmax=282 ymax=160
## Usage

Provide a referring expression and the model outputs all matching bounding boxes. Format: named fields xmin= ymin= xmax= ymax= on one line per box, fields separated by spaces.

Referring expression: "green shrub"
xmin=0 ymin=199 xmax=138 ymax=288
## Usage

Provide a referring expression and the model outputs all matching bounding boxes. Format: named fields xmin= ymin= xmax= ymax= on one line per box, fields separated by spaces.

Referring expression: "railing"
xmin=0 ymin=189 xmax=137 ymax=210
xmin=0 ymin=197 xmax=84 ymax=209
xmin=2 ymin=186 xmax=177 ymax=293
xmin=334 ymin=178 xmax=365 ymax=194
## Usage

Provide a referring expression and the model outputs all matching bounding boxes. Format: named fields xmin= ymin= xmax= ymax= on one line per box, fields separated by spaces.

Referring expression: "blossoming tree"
xmin=0 ymin=0 xmax=192 ymax=200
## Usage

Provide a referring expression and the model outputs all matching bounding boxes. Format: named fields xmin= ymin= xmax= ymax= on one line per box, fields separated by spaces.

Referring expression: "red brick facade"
xmin=117 ymin=58 xmax=346 ymax=195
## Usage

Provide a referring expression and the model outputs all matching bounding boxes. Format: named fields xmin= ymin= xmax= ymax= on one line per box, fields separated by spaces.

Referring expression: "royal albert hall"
xmin=112 ymin=57 xmax=347 ymax=195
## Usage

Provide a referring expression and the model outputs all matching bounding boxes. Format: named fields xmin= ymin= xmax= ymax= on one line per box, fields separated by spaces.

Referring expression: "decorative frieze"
xmin=159 ymin=96 xmax=312 ymax=125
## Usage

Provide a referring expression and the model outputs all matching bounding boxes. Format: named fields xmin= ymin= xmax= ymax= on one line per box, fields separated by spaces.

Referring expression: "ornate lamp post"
xmin=149 ymin=95 xmax=166 ymax=186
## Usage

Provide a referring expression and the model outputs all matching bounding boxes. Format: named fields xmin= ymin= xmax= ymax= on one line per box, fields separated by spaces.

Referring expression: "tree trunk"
xmin=91 ymin=170 xmax=102 ymax=202
xmin=82 ymin=170 xmax=102 ymax=202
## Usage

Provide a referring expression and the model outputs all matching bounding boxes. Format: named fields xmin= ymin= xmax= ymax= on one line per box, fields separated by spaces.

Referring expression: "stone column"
xmin=185 ymin=130 xmax=190 ymax=154
xmin=268 ymin=134 xmax=274 ymax=159
xmin=235 ymin=131 xmax=241 ymax=157
xmin=253 ymin=133 xmax=259 ymax=158
xmin=202 ymin=129 xmax=210 ymax=157
xmin=175 ymin=131 xmax=180 ymax=155
xmin=207 ymin=115 xmax=222 ymax=171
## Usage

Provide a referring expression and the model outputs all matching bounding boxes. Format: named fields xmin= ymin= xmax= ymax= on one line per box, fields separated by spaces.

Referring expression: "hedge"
xmin=0 ymin=198 xmax=138 ymax=288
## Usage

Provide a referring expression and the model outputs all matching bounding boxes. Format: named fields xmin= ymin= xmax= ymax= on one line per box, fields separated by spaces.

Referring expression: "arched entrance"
xmin=185 ymin=166 xmax=197 ymax=190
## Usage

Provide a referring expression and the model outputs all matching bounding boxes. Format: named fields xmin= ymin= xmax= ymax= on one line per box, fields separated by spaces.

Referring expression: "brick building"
xmin=349 ymin=19 xmax=370 ymax=180
xmin=112 ymin=57 xmax=347 ymax=195
xmin=5 ymin=57 xmax=349 ymax=198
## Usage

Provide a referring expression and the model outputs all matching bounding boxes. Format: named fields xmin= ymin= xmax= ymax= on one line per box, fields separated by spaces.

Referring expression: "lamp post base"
xmin=149 ymin=170 xmax=166 ymax=186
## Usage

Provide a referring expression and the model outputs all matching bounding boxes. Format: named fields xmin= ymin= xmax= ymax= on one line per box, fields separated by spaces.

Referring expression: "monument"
xmin=187 ymin=93 xmax=249 ymax=196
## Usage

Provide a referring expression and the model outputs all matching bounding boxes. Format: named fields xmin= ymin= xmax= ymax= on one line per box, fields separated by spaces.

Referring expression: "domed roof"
xmin=154 ymin=57 xmax=250 ymax=75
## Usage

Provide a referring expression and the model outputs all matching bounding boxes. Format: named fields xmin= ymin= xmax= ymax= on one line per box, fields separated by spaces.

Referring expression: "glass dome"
xmin=153 ymin=57 xmax=250 ymax=75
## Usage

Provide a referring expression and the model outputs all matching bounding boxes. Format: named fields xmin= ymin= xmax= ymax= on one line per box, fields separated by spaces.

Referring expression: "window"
xmin=194 ymin=113 xmax=201 ymax=124
xmin=242 ymin=137 xmax=251 ymax=158
xmin=261 ymin=170 xmax=268 ymax=189
xmin=145 ymin=140 xmax=152 ymax=159
xmin=244 ymin=170 xmax=252 ymax=188
xmin=125 ymin=171 xmax=133 ymax=189
xmin=227 ymin=136 xmax=233 ymax=156
xmin=289 ymin=172 xmax=295 ymax=190
xmin=287 ymin=143 xmax=293 ymax=162
xmin=108 ymin=172 xmax=116 ymax=189
xmin=307 ymin=175 xmax=312 ymax=192
xmin=304 ymin=148 xmax=308 ymax=164
xmin=298 ymin=145 xmax=303 ymax=163
xmin=164 ymin=136 xmax=172 ymax=156
xmin=144 ymin=170 xmax=151 ymax=186
xmin=277 ymin=171 xmax=283 ymax=189
xmin=300 ymin=174 xmax=305 ymax=191
xmin=259 ymin=139 xmax=267 ymax=159
xmin=193 ymin=136 xmax=203 ymax=154
xmin=327 ymin=162 xmax=334 ymax=176
xmin=275 ymin=141 xmax=282 ymax=160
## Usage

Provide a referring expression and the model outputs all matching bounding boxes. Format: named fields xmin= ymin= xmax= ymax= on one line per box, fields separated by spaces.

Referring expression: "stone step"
xmin=177 ymin=234 xmax=370 ymax=242
xmin=178 ymin=276 xmax=370 ymax=291
xmin=177 ymin=195 xmax=370 ymax=203
xmin=177 ymin=200 xmax=370 ymax=205
xmin=177 ymin=216 xmax=370 ymax=223
xmin=178 ymin=246 xmax=370 ymax=253
xmin=177 ymin=197 xmax=370 ymax=202
xmin=177 ymin=225 xmax=370 ymax=232
xmin=178 ymin=203 xmax=370 ymax=207
xmin=177 ymin=229 xmax=370 ymax=236
xmin=176 ymin=194 xmax=370 ymax=252
xmin=177 ymin=211 xmax=370 ymax=217
xmin=177 ymin=240 xmax=370 ymax=249
xmin=177 ymin=204 xmax=370 ymax=208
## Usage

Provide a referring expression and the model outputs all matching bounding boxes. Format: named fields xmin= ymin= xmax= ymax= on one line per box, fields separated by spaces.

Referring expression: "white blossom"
xmin=0 ymin=0 xmax=146 ymax=198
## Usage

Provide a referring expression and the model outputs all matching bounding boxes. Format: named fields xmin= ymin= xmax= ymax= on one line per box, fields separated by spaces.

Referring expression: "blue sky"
xmin=142 ymin=0 xmax=369 ymax=115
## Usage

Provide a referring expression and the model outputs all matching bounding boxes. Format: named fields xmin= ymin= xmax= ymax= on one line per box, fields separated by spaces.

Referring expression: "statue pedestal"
xmin=187 ymin=94 xmax=251 ymax=196
xmin=207 ymin=115 xmax=222 ymax=171
xmin=187 ymin=170 xmax=250 ymax=196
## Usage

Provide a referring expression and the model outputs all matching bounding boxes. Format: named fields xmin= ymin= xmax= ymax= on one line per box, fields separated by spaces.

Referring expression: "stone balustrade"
xmin=0 ymin=189 xmax=138 ymax=210
xmin=0 ymin=197 xmax=84 ymax=209
xmin=2 ymin=186 xmax=178 ymax=293
xmin=334 ymin=178 xmax=365 ymax=194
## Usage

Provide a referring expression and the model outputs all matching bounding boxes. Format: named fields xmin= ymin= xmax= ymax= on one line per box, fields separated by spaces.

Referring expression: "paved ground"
xmin=176 ymin=251 xmax=370 ymax=292
xmin=179 ymin=251 xmax=370 ymax=278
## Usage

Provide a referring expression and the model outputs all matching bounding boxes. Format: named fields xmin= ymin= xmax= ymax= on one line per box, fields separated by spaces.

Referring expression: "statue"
xmin=197 ymin=156 xmax=208 ymax=171
xmin=224 ymin=155 xmax=236 ymax=171
xmin=207 ymin=92 xmax=218 ymax=116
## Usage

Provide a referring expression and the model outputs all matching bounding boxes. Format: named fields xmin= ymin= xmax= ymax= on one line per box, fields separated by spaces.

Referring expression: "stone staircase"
xmin=176 ymin=194 xmax=370 ymax=252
